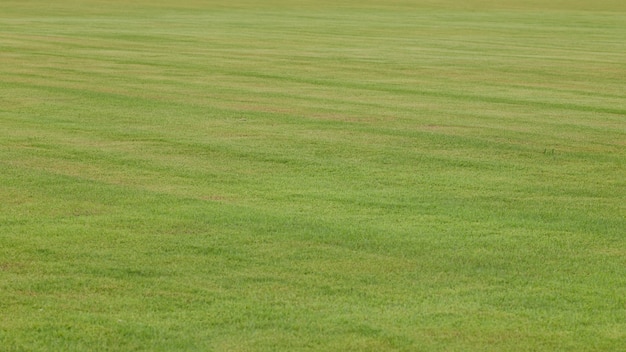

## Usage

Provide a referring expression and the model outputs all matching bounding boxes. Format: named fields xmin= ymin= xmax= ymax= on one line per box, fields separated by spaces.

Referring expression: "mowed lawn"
xmin=1 ymin=0 xmax=625 ymax=350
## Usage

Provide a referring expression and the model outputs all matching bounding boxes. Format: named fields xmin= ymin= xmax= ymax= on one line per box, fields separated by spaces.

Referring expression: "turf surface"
xmin=1 ymin=0 xmax=625 ymax=350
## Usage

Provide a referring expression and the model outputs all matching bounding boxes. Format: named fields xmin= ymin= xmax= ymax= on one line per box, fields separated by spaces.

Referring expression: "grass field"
xmin=1 ymin=0 xmax=625 ymax=350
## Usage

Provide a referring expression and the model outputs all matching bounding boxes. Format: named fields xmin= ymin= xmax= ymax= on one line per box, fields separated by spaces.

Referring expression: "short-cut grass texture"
xmin=1 ymin=0 xmax=625 ymax=350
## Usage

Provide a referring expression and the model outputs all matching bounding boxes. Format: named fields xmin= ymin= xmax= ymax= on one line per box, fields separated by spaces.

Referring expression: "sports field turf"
xmin=1 ymin=0 xmax=625 ymax=350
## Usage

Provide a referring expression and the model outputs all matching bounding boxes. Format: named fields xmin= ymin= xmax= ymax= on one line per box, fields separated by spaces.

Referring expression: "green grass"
xmin=1 ymin=0 xmax=625 ymax=350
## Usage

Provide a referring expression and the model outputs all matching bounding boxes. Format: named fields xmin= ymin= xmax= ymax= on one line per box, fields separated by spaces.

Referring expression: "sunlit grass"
xmin=1 ymin=0 xmax=625 ymax=350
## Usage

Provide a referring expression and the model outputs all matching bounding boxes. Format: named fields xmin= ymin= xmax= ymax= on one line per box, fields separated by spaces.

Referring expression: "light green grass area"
xmin=1 ymin=0 xmax=625 ymax=350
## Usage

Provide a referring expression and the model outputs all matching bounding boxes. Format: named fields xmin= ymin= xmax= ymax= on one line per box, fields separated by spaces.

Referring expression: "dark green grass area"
xmin=1 ymin=0 xmax=625 ymax=350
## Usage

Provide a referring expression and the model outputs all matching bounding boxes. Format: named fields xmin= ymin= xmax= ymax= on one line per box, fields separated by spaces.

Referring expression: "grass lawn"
xmin=1 ymin=0 xmax=625 ymax=350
